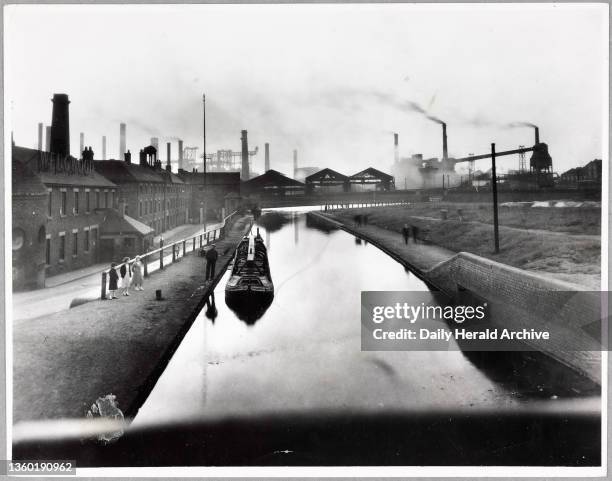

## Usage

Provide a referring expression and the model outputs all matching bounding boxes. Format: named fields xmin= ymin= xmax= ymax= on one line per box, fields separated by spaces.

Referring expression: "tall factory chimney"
xmin=442 ymin=122 xmax=448 ymax=161
xmin=293 ymin=149 xmax=298 ymax=179
xmin=241 ymin=130 xmax=249 ymax=180
xmin=45 ymin=126 xmax=51 ymax=151
xmin=79 ymin=132 xmax=84 ymax=158
xmin=394 ymin=133 xmax=399 ymax=164
xmin=102 ymin=136 xmax=107 ymax=160
xmin=37 ymin=123 xmax=43 ymax=151
xmin=50 ymin=93 xmax=70 ymax=156
xmin=534 ymin=126 xmax=540 ymax=145
xmin=178 ymin=139 xmax=184 ymax=171
xmin=119 ymin=123 xmax=126 ymax=159
xmin=167 ymin=141 xmax=171 ymax=162
xmin=265 ymin=143 xmax=270 ymax=172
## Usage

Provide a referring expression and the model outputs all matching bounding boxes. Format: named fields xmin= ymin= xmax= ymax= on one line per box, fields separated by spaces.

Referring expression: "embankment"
xmin=13 ymin=216 xmax=253 ymax=423
xmin=308 ymin=211 xmax=602 ymax=385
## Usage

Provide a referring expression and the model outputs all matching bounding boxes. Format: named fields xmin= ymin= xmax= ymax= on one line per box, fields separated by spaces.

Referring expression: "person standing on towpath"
xmin=205 ymin=244 xmax=218 ymax=281
xmin=401 ymin=224 xmax=410 ymax=245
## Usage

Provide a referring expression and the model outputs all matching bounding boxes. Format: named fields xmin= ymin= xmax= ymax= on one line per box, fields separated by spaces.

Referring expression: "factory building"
xmin=242 ymin=170 xmax=305 ymax=197
xmin=12 ymin=145 xmax=118 ymax=289
xmin=349 ymin=167 xmax=395 ymax=192
xmin=305 ymin=168 xmax=350 ymax=194
xmin=177 ymin=170 xmax=241 ymax=223
xmin=294 ymin=167 xmax=320 ymax=183
xmin=559 ymin=159 xmax=602 ymax=186
xmin=94 ymin=147 xmax=192 ymax=236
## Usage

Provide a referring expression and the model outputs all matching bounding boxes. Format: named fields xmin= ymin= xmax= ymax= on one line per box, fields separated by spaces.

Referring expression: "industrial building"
xmin=242 ymin=170 xmax=305 ymax=197
xmin=349 ymin=167 xmax=395 ymax=191
xmin=305 ymin=168 xmax=350 ymax=194
xmin=177 ymin=170 xmax=241 ymax=222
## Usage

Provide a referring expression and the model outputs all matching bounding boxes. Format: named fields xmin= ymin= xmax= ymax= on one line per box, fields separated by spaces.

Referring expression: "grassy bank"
xmin=333 ymin=204 xmax=601 ymax=288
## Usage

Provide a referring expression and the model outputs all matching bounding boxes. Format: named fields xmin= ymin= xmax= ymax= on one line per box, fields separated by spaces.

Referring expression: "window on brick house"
xmin=73 ymin=232 xmax=78 ymax=256
xmin=60 ymin=191 xmax=67 ymax=215
xmin=59 ymin=235 xmax=65 ymax=261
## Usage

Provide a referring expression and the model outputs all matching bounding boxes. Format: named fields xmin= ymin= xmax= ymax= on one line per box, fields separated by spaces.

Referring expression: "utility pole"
xmin=202 ymin=93 xmax=207 ymax=229
xmin=491 ymin=143 xmax=500 ymax=254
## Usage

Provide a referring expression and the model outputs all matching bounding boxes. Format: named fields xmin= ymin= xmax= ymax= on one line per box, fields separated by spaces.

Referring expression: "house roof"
xmin=159 ymin=169 xmax=185 ymax=185
xmin=12 ymin=155 xmax=48 ymax=196
xmin=244 ymin=169 xmax=305 ymax=188
xmin=13 ymin=146 xmax=117 ymax=188
xmin=349 ymin=167 xmax=394 ymax=181
xmin=305 ymin=168 xmax=349 ymax=183
xmin=99 ymin=209 xmax=155 ymax=236
xmin=94 ymin=160 xmax=166 ymax=184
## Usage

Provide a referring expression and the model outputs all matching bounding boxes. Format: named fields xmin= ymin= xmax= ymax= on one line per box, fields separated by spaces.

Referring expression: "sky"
xmin=4 ymin=3 xmax=608 ymax=177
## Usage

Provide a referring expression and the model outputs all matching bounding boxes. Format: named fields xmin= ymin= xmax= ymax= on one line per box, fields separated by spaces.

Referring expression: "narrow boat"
xmin=225 ymin=229 xmax=274 ymax=324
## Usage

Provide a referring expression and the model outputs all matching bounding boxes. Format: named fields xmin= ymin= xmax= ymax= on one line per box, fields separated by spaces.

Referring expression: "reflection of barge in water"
xmin=225 ymin=229 xmax=274 ymax=324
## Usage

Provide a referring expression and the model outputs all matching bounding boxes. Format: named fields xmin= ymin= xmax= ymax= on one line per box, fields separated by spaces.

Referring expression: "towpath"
xmin=12 ymin=215 xmax=252 ymax=424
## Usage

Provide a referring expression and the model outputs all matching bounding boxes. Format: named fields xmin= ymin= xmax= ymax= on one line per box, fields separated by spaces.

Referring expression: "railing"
xmin=100 ymin=211 xmax=239 ymax=299
xmin=322 ymin=200 xmax=410 ymax=212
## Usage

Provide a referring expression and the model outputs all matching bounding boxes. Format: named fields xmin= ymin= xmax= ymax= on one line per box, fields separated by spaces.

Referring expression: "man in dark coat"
xmin=401 ymin=224 xmax=410 ymax=245
xmin=205 ymin=244 xmax=218 ymax=280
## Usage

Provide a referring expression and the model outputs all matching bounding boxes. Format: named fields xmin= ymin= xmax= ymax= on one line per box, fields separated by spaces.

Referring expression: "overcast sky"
xmin=5 ymin=3 xmax=608 ymax=176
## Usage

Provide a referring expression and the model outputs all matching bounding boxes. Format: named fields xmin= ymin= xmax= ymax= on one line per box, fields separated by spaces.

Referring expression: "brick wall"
xmin=12 ymin=194 xmax=47 ymax=290
xmin=427 ymin=252 xmax=602 ymax=384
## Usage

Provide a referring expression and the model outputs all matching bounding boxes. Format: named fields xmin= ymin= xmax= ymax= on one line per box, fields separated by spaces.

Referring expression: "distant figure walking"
xmin=132 ymin=255 xmax=144 ymax=291
xmin=411 ymin=225 xmax=419 ymax=244
xmin=354 ymin=214 xmax=362 ymax=227
xmin=401 ymin=224 xmax=410 ymax=245
xmin=205 ymin=244 xmax=218 ymax=281
xmin=119 ymin=257 xmax=132 ymax=296
xmin=108 ymin=263 xmax=119 ymax=300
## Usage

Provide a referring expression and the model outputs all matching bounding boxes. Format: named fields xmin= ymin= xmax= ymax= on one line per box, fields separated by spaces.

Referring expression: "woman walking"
xmin=108 ymin=262 xmax=119 ymax=300
xmin=132 ymin=255 xmax=144 ymax=291
xmin=119 ymin=257 xmax=132 ymax=296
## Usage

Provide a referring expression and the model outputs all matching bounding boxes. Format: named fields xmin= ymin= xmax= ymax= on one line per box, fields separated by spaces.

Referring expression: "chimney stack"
xmin=124 ymin=150 xmax=131 ymax=164
xmin=79 ymin=132 xmax=84 ymax=158
xmin=393 ymin=133 xmax=399 ymax=164
xmin=241 ymin=130 xmax=249 ymax=180
xmin=534 ymin=126 xmax=540 ymax=145
xmin=293 ymin=149 xmax=298 ymax=179
xmin=166 ymin=142 xmax=172 ymax=172
xmin=37 ymin=123 xmax=43 ymax=151
xmin=119 ymin=123 xmax=126 ymax=159
xmin=102 ymin=136 xmax=107 ymax=160
xmin=45 ymin=126 xmax=51 ymax=151
xmin=265 ymin=143 xmax=270 ymax=172
xmin=50 ymin=93 xmax=70 ymax=156
xmin=178 ymin=140 xmax=183 ymax=171
xmin=442 ymin=122 xmax=448 ymax=161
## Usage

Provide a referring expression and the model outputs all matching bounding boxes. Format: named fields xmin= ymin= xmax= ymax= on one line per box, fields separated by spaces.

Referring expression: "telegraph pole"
xmin=491 ymin=143 xmax=500 ymax=254
xmin=202 ymin=93 xmax=207 ymax=230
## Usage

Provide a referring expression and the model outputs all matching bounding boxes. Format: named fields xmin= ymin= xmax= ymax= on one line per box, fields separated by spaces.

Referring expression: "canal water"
xmin=133 ymin=208 xmax=599 ymax=428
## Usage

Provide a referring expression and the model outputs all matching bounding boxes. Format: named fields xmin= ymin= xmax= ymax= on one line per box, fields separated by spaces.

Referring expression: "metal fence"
xmin=100 ymin=211 xmax=239 ymax=299
xmin=322 ymin=200 xmax=410 ymax=212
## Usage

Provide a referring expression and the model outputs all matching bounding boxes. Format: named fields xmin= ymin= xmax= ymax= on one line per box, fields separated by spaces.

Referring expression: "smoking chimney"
xmin=241 ymin=130 xmax=249 ymax=180
xmin=102 ymin=136 xmax=107 ymax=160
xmin=265 ymin=143 xmax=270 ymax=172
xmin=37 ymin=123 xmax=43 ymax=151
xmin=534 ymin=126 xmax=540 ymax=145
xmin=178 ymin=140 xmax=183 ymax=171
xmin=394 ymin=133 xmax=399 ymax=164
xmin=50 ymin=93 xmax=70 ymax=156
xmin=119 ymin=123 xmax=126 ymax=158
xmin=45 ymin=126 xmax=51 ymax=151
xmin=442 ymin=122 xmax=448 ymax=161
xmin=293 ymin=149 xmax=298 ymax=179
xmin=79 ymin=132 xmax=84 ymax=158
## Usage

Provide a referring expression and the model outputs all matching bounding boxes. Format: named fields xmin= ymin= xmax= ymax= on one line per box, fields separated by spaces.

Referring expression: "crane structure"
xmin=202 ymin=147 xmax=259 ymax=173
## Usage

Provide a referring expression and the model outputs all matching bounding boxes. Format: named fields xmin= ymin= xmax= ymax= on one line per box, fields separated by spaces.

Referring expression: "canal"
xmin=133 ymin=208 xmax=599 ymax=429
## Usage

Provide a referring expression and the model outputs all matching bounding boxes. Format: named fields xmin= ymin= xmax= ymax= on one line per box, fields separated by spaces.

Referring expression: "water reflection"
xmin=204 ymin=293 xmax=218 ymax=324
xmin=256 ymin=211 xmax=291 ymax=232
xmin=225 ymin=293 xmax=273 ymax=326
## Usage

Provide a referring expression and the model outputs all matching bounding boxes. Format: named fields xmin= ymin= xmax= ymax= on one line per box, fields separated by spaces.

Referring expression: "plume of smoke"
xmin=507 ymin=121 xmax=538 ymax=128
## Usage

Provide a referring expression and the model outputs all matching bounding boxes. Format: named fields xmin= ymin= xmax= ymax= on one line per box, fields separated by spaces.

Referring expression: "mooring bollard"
xmin=101 ymin=271 xmax=107 ymax=300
